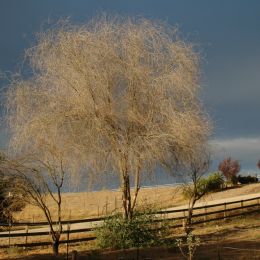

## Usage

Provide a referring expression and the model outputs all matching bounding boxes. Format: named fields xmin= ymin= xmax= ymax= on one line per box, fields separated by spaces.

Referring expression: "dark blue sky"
xmin=1 ymin=0 xmax=260 ymax=171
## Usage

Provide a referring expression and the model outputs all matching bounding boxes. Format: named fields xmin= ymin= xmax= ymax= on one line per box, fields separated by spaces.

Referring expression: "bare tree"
xmin=0 ymin=150 xmax=67 ymax=255
xmin=182 ymin=149 xmax=211 ymax=235
xmin=5 ymin=16 xmax=210 ymax=219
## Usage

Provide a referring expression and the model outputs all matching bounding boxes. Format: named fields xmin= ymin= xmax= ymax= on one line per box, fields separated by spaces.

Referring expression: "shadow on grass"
xmin=6 ymin=239 xmax=260 ymax=260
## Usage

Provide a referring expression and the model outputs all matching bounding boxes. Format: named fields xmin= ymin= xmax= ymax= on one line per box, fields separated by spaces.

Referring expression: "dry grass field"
xmin=13 ymin=185 xmax=184 ymax=222
xmin=13 ymin=183 xmax=260 ymax=222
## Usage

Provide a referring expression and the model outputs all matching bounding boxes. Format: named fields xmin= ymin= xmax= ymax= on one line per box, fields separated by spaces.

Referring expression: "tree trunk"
xmin=51 ymin=231 xmax=61 ymax=256
xmin=120 ymin=156 xmax=141 ymax=220
xmin=52 ymin=239 xmax=59 ymax=256
xmin=185 ymin=198 xmax=196 ymax=236
xmin=122 ymin=174 xmax=132 ymax=219
xmin=131 ymin=161 xmax=141 ymax=214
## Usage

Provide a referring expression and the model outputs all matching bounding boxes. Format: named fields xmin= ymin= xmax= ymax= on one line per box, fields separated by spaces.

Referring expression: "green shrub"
xmin=95 ymin=210 xmax=169 ymax=249
xmin=206 ymin=172 xmax=224 ymax=191
xmin=237 ymin=175 xmax=258 ymax=184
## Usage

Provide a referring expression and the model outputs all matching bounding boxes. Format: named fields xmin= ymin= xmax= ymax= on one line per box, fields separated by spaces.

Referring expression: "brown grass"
xmin=13 ymin=185 xmax=183 ymax=222
xmin=13 ymin=182 xmax=260 ymax=222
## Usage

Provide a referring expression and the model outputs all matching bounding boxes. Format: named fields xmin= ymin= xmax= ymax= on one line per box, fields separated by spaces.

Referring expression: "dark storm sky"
xmin=1 ymin=0 xmax=260 ymax=171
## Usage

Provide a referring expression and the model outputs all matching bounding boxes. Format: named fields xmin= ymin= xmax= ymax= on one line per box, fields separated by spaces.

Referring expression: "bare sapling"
xmin=182 ymin=148 xmax=211 ymax=235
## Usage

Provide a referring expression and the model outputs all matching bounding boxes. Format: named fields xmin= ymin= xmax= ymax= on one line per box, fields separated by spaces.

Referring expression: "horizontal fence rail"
xmin=0 ymin=216 xmax=105 ymax=227
xmin=0 ymin=227 xmax=95 ymax=238
xmin=157 ymin=196 xmax=260 ymax=214
xmin=0 ymin=195 xmax=260 ymax=248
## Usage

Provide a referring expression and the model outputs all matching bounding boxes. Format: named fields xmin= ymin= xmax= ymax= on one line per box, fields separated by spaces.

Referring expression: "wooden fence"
xmin=0 ymin=195 xmax=260 ymax=248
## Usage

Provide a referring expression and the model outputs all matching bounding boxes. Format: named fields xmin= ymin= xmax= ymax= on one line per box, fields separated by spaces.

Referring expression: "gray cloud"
xmin=210 ymin=137 xmax=260 ymax=172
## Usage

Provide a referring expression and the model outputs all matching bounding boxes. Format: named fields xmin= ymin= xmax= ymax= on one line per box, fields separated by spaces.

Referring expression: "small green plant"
xmin=176 ymin=233 xmax=201 ymax=260
xmin=95 ymin=209 xmax=169 ymax=249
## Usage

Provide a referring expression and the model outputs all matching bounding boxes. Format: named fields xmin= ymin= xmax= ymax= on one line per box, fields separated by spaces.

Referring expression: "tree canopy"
xmin=6 ymin=16 xmax=211 ymax=218
xmin=218 ymin=157 xmax=240 ymax=182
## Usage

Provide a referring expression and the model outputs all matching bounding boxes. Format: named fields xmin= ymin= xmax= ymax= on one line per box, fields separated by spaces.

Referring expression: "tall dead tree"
xmin=6 ymin=16 xmax=210 ymax=219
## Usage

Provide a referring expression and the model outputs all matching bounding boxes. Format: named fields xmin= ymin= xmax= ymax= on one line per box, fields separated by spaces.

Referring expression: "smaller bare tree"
xmin=182 ymin=151 xmax=211 ymax=235
xmin=0 ymin=152 xmax=67 ymax=255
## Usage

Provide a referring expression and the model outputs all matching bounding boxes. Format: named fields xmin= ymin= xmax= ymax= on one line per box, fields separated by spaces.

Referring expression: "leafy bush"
xmin=237 ymin=175 xmax=258 ymax=184
xmin=95 ymin=210 xmax=169 ymax=249
xmin=205 ymin=172 xmax=224 ymax=192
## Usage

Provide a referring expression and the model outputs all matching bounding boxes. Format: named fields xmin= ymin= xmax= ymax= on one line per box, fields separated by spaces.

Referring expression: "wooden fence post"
xmin=224 ymin=203 xmax=227 ymax=220
xmin=204 ymin=207 xmax=207 ymax=224
xmin=114 ymin=196 xmax=117 ymax=211
xmin=71 ymin=250 xmax=78 ymax=260
xmin=182 ymin=210 xmax=186 ymax=229
xmin=66 ymin=222 xmax=71 ymax=260
xmin=25 ymin=225 xmax=29 ymax=250
xmin=105 ymin=196 xmax=108 ymax=215
xmin=8 ymin=221 xmax=11 ymax=248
